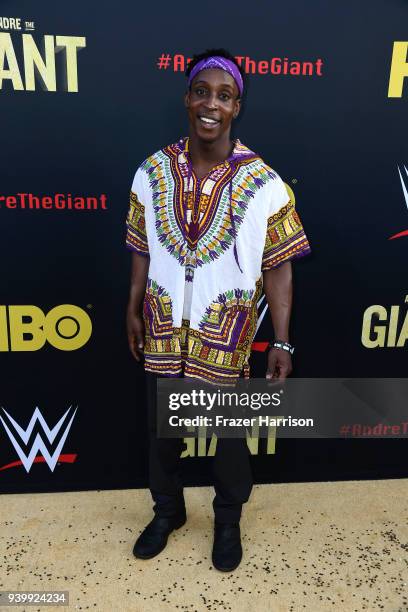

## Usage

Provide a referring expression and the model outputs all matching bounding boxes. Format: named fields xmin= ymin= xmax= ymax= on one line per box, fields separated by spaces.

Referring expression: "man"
xmin=125 ymin=49 xmax=311 ymax=571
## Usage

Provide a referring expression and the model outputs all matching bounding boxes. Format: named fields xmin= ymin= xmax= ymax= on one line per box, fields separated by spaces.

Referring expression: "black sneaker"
xmin=133 ymin=513 xmax=186 ymax=560
xmin=212 ymin=522 xmax=242 ymax=572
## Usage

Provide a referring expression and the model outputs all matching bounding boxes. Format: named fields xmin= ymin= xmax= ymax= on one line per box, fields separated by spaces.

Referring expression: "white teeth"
xmin=200 ymin=117 xmax=217 ymax=124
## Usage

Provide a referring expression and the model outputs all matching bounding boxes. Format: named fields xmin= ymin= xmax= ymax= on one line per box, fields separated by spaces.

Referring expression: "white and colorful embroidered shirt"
xmin=125 ymin=137 xmax=311 ymax=385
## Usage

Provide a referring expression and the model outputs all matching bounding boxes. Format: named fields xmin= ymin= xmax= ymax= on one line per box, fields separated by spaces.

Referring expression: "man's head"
xmin=184 ymin=49 xmax=244 ymax=143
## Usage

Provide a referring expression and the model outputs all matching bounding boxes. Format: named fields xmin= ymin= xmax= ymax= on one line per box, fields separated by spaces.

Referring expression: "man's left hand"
xmin=266 ymin=348 xmax=292 ymax=381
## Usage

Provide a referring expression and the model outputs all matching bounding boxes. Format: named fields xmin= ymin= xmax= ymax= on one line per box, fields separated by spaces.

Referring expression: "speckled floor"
xmin=1 ymin=480 xmax=407 ymax=612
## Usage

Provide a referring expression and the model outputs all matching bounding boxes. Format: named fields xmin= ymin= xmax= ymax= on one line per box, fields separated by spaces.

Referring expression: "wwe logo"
xmin=250 ymin=295 xmax=270 ymax=352
xmin=0 ymin=406 xmax=77 ymax=473
xmin=389 ymin=165 xmax=408 ymax=240
xmin=256 ymin=295 xmax=269 ymax=334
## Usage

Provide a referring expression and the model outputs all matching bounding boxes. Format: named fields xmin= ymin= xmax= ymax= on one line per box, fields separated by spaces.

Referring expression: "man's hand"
xmin=127 ymin=310 xmax=145 ymax=362
xmin=266 ymin=347 xmax=292 ymax=381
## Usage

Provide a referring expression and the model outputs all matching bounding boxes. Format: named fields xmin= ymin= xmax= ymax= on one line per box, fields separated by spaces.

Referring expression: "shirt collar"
xmin=178 ymin=136 xmax=258 ymax=166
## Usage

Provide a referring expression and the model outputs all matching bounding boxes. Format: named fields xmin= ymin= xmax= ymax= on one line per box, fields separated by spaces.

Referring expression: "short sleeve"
xmin=125 ymin=167 xmax=149 ymax=256
xmin=262 ymin=176 xmax=311 ymax=270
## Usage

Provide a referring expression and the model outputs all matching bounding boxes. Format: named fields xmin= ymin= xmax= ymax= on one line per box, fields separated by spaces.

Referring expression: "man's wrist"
xmin=127 ymin=301 xmax=143 ymax=317
xmin=268 ymin=340 xmax=295 ymax=355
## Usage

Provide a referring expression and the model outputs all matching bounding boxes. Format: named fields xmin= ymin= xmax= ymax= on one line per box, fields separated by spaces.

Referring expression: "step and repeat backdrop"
xmin=0 ymin=0 xmax=407 ymax=493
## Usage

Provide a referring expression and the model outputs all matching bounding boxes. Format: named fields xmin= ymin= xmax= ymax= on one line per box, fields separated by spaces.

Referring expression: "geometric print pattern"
xmin=142 ymin=279 xmax=185 ymax=376
xmin=125 ymin=191 xmax=149 ymax=256
xmin=142 ymin=277 xmax=263 ymax=385
xmin=126 ymin=137 xmax=311 ymax=384
xmin=184 ymin=280 xmax=263 ymax=384
xmin=143 ymin=279 xmax=173 ymax=338
xmin=140 ymin=138 xmax=277 ymax=268
xmin=262 ymin=196 xmax=311 ymax=270
xmin=194 ymin=163 xmax=277 ymax=268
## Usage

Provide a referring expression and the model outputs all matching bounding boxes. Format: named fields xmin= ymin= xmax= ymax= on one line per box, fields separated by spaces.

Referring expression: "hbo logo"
xmin=0 ymin=305 xmax=92 ymax=351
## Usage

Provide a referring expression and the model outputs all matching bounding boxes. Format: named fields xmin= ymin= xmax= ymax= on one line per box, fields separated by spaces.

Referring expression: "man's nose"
xmin=204 ymin=92 xmax=219 ymax=110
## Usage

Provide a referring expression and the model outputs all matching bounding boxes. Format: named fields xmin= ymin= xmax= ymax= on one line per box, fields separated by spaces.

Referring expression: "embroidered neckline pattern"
xmin=141 ymin=139 xmax=277 ymax=267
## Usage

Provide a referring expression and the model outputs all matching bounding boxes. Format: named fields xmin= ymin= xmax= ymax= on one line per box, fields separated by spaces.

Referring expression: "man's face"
xmin=184 ymin=68 xmax=241 ymax=143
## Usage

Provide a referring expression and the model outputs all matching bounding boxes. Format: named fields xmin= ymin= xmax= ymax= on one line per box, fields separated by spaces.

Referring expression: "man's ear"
xmin=184 ymin=90 xmax=191 ymax=108
xmin=233 ymin=98 xmax=241 ymax=119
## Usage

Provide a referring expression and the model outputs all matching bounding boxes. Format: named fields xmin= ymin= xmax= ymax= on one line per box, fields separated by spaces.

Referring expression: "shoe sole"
xmin=133 ymin=517 xmax=187 ymax=560
xmin=212 ymin=559 xmax=242 ymax=572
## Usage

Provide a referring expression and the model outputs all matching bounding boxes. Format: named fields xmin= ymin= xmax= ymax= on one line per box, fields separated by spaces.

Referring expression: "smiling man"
xmin=125 ymin=48 xmax=311 ymax=572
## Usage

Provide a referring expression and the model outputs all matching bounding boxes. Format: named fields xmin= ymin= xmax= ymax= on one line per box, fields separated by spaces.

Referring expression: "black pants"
xmin=146 ymin=371 xmax=253 ymax=524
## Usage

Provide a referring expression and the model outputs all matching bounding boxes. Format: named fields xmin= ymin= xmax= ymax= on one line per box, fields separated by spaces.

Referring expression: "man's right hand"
xmin=127 ymin=310 xmax=145 ymax=362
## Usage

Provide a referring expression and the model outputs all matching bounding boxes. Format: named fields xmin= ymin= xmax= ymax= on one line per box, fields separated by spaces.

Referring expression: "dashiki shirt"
xmin=125 ymin=137 xmax=311 ymax=385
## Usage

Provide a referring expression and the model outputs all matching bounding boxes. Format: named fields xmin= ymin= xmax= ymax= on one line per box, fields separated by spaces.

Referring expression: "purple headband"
xmin=187 ymin=56 xmax=244 ymax=97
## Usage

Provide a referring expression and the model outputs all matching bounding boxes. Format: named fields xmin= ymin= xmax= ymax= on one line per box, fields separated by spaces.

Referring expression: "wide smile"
xmin=198 ymin=115 xmax=221 ymax=129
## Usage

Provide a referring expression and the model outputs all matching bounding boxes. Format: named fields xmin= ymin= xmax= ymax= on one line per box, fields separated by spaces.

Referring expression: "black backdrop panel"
xmin=0 ymin=0 xmax=407 ymax=493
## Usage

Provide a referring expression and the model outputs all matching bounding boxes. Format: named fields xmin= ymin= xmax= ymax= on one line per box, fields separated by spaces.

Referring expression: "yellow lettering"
xmin=44 ymin=305 xmax=92 ymax=351
xmin=0 ymin=32 xmax=24 ymax=90
xmin=387 ymin=305 xmax=399 ymax=347
xmin=246 ymin=423 xmax=259 ymax=455
xmin=361 ymin=305 xmax=387 ymax=348
xmin=55 ymin=35 xmax=86 ymax=92
xmin=0 ymin=306 xmax=9 ymax=351
xmin=180 ymin=437 xmax=195 ymax=458
xmin=396 ymin=310 xmax=408 ymax=347
xmin=388 ymin=41 xmax=408 ymax=98
xmin=197 ymin=431 xmax=207 ymax=456
xmin=8 ymin=305 xmax=46 ymax=351
xmin=22 ymin=34 xmax=56 ymax=92
xmin=207 ymin=433 xmax=217 ymax=456
xmin=266 ymin=425 xmax=277 ymax=454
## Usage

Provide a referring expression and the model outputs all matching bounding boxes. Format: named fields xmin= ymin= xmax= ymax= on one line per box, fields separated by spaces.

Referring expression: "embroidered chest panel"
xmin=141 ymin=142 xmax=277 ymax=267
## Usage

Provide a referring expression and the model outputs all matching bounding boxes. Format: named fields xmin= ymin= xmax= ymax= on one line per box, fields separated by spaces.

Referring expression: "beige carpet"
xmin=1 ymin=480 xmax=407 ymax=612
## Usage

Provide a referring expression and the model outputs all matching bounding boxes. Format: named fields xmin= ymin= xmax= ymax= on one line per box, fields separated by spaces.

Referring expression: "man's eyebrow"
xmin=193 ymin=79 xmax=234 ymax=91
